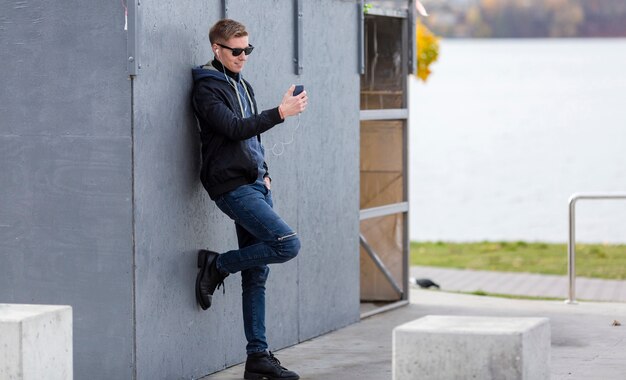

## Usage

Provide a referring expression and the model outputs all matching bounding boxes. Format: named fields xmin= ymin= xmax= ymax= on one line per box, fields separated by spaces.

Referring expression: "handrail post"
xmin=566 ymin=192 xmax=626 ymax=305
xmin=566 ymin=195 xmax=578 ymax=304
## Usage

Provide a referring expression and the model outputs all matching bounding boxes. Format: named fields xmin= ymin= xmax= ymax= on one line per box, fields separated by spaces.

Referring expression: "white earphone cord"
xmin=270 ymin=114 xmax=301 ymax=156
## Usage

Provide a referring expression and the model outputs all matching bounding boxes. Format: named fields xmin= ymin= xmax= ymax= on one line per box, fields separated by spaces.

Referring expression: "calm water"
xmin=409 ymin=39 xmax=626 ymax=243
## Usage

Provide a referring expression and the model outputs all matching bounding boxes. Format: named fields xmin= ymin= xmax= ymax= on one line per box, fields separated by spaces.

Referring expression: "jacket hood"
xmin=192 ymin=60 xmax=239 ymax=84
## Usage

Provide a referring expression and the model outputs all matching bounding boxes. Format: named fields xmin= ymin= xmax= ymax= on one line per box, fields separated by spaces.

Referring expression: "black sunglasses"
xmin=217 ymin=43 xmax=254 ymax=57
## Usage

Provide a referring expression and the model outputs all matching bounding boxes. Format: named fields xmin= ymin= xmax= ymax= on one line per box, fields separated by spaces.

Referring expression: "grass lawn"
xmin=410 ymin=241 xmax=626 ymax=280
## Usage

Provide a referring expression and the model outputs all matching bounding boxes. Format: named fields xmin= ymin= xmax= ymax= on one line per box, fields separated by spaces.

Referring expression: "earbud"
xmin=214 ymin=45 xmax=221 ymax=61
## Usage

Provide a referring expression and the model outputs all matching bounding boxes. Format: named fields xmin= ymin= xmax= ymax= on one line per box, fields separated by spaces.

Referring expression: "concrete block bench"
xmin=0 ymin=304 xmax=72 ymax=380
xmin=393 ymin=315 xmax=550 ymax=380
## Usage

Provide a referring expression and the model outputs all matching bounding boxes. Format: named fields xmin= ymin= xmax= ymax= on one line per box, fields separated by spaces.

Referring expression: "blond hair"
xmin=209 ymin=19 xmax=248 ymax=44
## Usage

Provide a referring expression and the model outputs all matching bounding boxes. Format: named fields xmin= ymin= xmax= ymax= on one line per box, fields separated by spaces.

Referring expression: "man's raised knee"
xmin=278 ymin=234 xmax=300 ymax=260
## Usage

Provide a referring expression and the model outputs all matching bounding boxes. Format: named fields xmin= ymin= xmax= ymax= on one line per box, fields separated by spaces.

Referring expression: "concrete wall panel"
xmin=294 ymin=0 xmax=362 ymax=341
xmin=0 ymin=1 xmax=133 ymax=379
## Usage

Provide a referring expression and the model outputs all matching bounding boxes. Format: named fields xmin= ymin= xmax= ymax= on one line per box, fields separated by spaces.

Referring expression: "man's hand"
xmin=278 ymin=84 xmax=308 ymax=118
xmin=264 ymin=176 xmax=271 ymax=190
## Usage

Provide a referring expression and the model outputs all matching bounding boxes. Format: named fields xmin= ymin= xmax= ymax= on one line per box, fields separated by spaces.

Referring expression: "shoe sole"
xmin=196 ymin=250 xmax=211 ymax=310
xmin=244 ymin=371 xmax=299 ymax=380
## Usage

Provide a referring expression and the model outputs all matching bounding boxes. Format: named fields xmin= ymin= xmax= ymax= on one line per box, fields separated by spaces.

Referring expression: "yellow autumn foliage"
xmin=416 ymin=20 xmax=440 ymax=82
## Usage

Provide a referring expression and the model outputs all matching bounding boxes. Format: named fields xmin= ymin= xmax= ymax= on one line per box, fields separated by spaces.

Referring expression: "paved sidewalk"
xmin=204 ymin=289 xmax=626 ymax=380
xmin=411 ymin=265 xmax=626 ymax=302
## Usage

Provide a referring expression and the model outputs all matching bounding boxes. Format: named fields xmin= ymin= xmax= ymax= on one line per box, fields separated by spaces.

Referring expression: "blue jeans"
xmin=214 ymin=180 xmax=301 ymax=354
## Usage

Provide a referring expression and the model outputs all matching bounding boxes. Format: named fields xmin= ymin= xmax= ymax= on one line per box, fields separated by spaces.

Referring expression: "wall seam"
xmin=130 ymin=76 xmax=138 ymax=380
xmin=296 ymin=155 xmax=301 ymax=343
xmin=127 ymin=0 xmax=139 ymax=376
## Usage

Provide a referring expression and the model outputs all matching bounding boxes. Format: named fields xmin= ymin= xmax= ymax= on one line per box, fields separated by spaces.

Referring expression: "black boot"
xmin=195 ymin=250 xmax=228 ymax=310
xmin=244 ymin=351 xmax=300 ymax=380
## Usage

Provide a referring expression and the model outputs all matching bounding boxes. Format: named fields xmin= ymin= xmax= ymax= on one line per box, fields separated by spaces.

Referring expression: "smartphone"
xmin=293 ymin=85 xmax=304 ymax=96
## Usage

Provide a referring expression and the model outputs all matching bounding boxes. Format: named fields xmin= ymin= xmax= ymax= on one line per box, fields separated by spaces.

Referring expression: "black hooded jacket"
xmin=191 ymin=60 xmax=284 ymax=199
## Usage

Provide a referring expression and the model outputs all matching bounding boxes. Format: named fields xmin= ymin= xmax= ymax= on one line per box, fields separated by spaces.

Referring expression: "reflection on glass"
xmin=360 ymin=16 xmax=405 ymax=110
xmin=360 ymin=120 xmax=404 ymax=209
xmin=360 ymin=213 xmax=405 ymax=301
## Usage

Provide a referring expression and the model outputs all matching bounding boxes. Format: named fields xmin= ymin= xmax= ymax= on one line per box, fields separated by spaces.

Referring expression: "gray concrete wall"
xmin=0 ymin=1 xmax=134 ymax=379
xmin=1 ymin=0 xmax=360 ymax=378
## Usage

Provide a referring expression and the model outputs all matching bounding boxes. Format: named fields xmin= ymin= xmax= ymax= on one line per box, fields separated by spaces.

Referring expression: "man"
xmin=191 ymin=19 xmax=307 ymax=380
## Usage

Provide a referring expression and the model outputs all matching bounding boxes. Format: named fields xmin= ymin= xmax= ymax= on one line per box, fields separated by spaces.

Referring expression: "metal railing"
xmin=566 ymin=193 xmax=626 ymax=304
